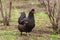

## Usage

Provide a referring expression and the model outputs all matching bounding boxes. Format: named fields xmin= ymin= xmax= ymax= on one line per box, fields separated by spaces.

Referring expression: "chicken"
xmin=18 ymin=9 xmax=35 ymax=36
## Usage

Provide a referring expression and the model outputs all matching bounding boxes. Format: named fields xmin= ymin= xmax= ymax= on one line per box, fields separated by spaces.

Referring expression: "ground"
xmin=0 ymin=11 xmax=60 ymax=40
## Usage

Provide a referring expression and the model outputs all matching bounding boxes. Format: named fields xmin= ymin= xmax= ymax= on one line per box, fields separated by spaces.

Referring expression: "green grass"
xmin=0 ymin=30 xmax=59 ymax=40
xmin=0 ymin=10 xmax=59 ymax=40
xmin=0 ymin=30 xmax=19 ymax=40
xmin=50 ymin=35 xmax=60 ymax=39
xmin=0 ymin=30 xmax=47 ymax=40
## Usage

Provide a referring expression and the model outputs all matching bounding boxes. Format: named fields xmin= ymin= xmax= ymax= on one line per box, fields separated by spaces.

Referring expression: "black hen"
xmin=18 ymin=9 xmax=35 ymax=35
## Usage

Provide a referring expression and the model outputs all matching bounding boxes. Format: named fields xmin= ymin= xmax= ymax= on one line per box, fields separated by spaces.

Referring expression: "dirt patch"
xmin=0 ymin=25 xmax=18 ymax=30
xmin=32 ymin=29 xmax=53 ymax=35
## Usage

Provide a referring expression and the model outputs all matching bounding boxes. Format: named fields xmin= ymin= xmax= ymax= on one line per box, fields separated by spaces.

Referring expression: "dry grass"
xmin=0 ymin=11 xmax=60 ymax=40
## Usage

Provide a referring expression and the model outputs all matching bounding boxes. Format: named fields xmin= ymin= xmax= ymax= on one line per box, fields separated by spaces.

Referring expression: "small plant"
xmin=50 ymin=35 xmax=60 ymax=39
xmin=38 ymin=0 xmax=60 ymax=34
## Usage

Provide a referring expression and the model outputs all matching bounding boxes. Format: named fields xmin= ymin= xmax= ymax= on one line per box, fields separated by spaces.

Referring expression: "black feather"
xmin=18 ymin=9 xmax=35 ymax=35
xmin=18 ymin=12 xmax=26 ymax=25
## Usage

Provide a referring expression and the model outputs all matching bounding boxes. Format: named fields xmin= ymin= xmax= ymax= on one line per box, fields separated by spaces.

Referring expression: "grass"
xmin=0 ymin=30 xmax=19 ymax=40
xmin=0 ymin=10 xmax=60 ymax=40
xmin=50 ymin=35 xmax=60 ymax=39
xmin=0 ymin=30 xmax=60 ymax=40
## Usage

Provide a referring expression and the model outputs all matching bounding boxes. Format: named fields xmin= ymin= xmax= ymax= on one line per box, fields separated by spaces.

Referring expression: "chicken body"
xmin=18 ymin=9 xmax=35 ymax=35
